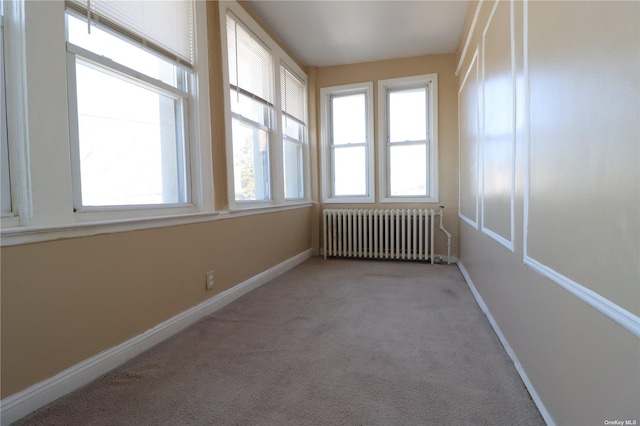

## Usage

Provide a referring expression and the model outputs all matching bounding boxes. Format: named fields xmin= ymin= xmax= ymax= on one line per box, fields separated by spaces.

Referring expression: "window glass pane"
xmin=284 ymin=140 xmax=303 ymax=199
xmin=331 ymin=93 xmax=366 ymax=145
xmin=333 ymin=146 xmax=366 ymax=196
xmin=389 ymin=144 xmax=428 ymax=196
xmin=283 ymin=116 xmax=303 ymax=141
xmin=389 ymin=87 xmax=427 ymax=143
xmin=67 ymin=13 xmax=181 ymax=89
xmin=232 ymin=118 xmax=270 ymax=201
xmin=1 ymin=22 xmax=10 ymax=214
xmin=230 ymin=89 xmax=269 ymax=126
xmin=76 ymin=61 xmax=185 ymax=206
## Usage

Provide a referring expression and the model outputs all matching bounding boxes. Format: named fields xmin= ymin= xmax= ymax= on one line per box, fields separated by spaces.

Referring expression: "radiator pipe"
xmin=439 ymin=206 xmax=452 ymax=264
xmin=323 ymin=210 xmax=327 ymax=260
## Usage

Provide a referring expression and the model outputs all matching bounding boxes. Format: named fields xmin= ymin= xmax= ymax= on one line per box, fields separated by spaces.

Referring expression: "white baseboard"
xmin=456 ymin=260 xmax=555 ymax=426
xmin=0 ymin=249 xmax=313 ymax=426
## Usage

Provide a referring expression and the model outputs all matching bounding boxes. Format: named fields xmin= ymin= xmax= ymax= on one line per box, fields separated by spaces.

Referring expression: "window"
xmin=1 ymin=0 xmax=212 ymax=243
xmin=320 ymin=82 xmax=374 ymax=203
xmin=281 ymin=65 xmax=306 ymax=200
xmin=378 ymin=74 xmax=438 ymax=203
xmin=222 ymin=3 xmax=308 ymax=208
xmin=226 ymin=11 xmax=273 ymax=202
xmin=65 ymin=1 xmax=197 ymax=209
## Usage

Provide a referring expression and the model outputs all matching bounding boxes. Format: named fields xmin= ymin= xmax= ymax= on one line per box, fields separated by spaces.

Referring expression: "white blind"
xmin=70 ymin=0 xmax=194 ymax=66
xmin=227 ymin=12 xmax=273 ymax=105
xmin=280 ymin=66 xmax=305 ymax=123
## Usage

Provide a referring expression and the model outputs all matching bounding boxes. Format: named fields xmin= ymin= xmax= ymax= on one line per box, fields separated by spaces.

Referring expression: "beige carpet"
xmin=15 ymin=257 xmax=544 ymax=425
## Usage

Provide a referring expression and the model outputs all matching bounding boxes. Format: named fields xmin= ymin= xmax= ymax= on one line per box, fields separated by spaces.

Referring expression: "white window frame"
xmin=0 ymin=0 xmax=213 ymax=242
xmin=226 ymin=10 xmax=275 ymax=205
xmin=378 ymin=73 xmax=439 ymax=203
xmin=320 ymin=82 xmax=375 ymax=204
xmin=64 ymin=4 xmax=210 ymax=219
xmin=1 ymin=0 xmax=29 ymax=229
xmin=280 ymin=62 xmax=308 ymax=201
xmin=220 ymin=1 xmax=309 ymax=211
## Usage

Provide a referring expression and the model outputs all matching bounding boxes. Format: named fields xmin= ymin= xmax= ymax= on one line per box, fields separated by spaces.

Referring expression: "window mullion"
xmin=271 ymin=66 xmax=282 ymax=204
xmin=21 ymin=1 xmax=74 ymax=225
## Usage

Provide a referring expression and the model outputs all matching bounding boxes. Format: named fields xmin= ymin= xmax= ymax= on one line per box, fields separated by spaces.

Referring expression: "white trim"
xmin=1 ymin=202 xmax=312 ymax=247
xmin=320 ymin=81 xmax=375 ymax=204
xmin=280 ymin=62 xmax=310 ymax=202
xmin=220 ymin=1 xmax=309 ymax=210
xmin=520 ymin=0 xmax=639 ymax=338
xmin=457 ymin=48 xmax=480 ymax=229
xmin=523 ymin=0 xmax=530 ymax=259
xmin=455 ymin=0 xmax=484 ymax=77
xmin=377 ymin=73 xmax=439 ymax=204
xmin=0 ymin=248 xmax=313 ymax=426
xmin=3 ymin=0 xmax=31 ymax=228
xmin=519 ymin=0 xmax=639 ymax=366
xmin=509 ymin=0 xmax=516 ymax=249
xmin=479 ymin=0 xmax=515 ymax=252
xmin=456 ymin=260 xmax=556 ymax=426
xmin=1 ymin=0 xmax=214 ymax=228
xmin=67 ymin=43 xmax=189 ymax=98
xmin=459 ymin=214 xmax=478 ymax=229
xmin=523 ymin=256 xmax=640 ymax=338
xmin=481 ymin=226 xmax=513 ymax=251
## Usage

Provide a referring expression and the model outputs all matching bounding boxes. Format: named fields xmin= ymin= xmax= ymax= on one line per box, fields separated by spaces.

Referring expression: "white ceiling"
xmin=243 ymin=0 xmax=471 ymax=67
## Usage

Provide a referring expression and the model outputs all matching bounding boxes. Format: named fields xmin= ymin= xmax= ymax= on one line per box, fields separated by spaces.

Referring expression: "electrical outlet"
xmin=206 ymin=271 xmax=215 ymax=290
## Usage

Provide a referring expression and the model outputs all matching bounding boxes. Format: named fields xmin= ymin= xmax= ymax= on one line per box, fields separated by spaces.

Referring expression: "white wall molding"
xmin=455 ymin=0 xmax=484 ymax=76
xmin=479 ymin=0 xmax=516 ymax=253
xmin=520 ymin=0 xmax=639 ymax=340
xmin=0 ymin=248 xmax=313 ymax=426
xmin=457 ymin=260 xmax=556 ymax=426
xmin=459 ymin=214 xmax=478 ymax=230
xmin=524 ymin=256 xmax=640 ymax=339
xmin=457 ymin=47 xmax=480 ymax=230
xmin=481 ymin=226 xmax=514 ymax=251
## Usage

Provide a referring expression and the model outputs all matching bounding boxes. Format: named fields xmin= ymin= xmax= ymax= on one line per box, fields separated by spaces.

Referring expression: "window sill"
xmin=0 ymin=202 xmax=313 ymax=247
xmin=380 ymin=196 xmax=439 ymax=204
xmin=226 ymin=201 xmax=313 ymax=215
xmin=322 ymin=197 xmax=375 ymax=204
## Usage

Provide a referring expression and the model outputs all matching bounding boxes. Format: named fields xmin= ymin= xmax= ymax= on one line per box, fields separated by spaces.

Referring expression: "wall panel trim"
xmin=0 ymin=249 xmax=314 ymax=426
xmin=523 ymin=256 xmax=640 ymax=338
xmin=480 ymin=0 xmax=516 ymax=252
xmin=458 ymin=47 xmax=480 ymax=229
xmin=457 ymin=260 xmax=556 ymax=426
xmin=455 ymin=0 xmax=484 ymax=77
xmin=521 ymin=0 xmax=639 ymax=340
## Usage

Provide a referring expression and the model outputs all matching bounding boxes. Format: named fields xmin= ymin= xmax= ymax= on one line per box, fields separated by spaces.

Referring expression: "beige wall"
xmin=457 ymin=1 xmax=640 ymax=424
xmin=310 ymin=54 xmax=460 ymax=257
xmin=0 ymin=1 xmax=312 ymax=399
